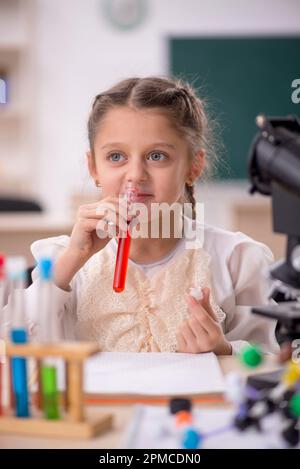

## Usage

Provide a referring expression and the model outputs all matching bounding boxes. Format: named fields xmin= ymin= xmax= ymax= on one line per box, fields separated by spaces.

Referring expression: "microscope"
xmin=230 ymin=116 xmax=300 ymax=446
xmin=247 ymin=114 xmax=300 ymax=385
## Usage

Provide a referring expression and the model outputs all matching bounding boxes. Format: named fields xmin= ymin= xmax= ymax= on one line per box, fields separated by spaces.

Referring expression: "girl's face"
xmin=87 ymin=106 xmax=204 ymax=206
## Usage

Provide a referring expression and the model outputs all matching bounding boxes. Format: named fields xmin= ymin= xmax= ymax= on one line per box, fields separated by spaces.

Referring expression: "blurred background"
xmin=0 ymin=0 xmax=299 ymax=264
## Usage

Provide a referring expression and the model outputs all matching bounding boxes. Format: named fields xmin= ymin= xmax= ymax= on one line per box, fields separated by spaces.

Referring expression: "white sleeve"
xmin=2 ymin=235 xmax=77 ymax=341
xmin=225 ymin=239 xmax=280 ymax=355
xmin=24 ymin=277 xmax=74 ymax=340
xmin=30 ymin=235 xmax=78 ymax=340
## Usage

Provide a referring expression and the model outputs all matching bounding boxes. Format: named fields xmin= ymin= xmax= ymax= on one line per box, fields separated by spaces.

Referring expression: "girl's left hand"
xmin=176 ymin=287 xmax=232 ymax=355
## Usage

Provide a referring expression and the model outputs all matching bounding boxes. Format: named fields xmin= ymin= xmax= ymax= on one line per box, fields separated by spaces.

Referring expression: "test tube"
xmin=38 ymin=258 xmax=60 ymax=420
xmin=0 ymin=253 xmax=5 ymax=415
xmin=0 ymin=254 xmax=14 ymax=415
xmin=113 ymin=185 xmax=137 ymax=293
xmin=7 ymin=256 xmax=30 ymax=418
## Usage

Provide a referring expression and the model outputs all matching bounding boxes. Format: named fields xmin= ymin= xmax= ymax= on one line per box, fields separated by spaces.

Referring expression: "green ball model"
xmin=289 ymin=393 xmax=300 ymax=418
xmin=240 ymin=344 xmax=263 ymax=368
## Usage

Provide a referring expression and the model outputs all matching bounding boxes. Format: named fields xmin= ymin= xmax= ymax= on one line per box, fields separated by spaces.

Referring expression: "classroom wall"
xmin=31 ymin=0 xmax=300 ymax=215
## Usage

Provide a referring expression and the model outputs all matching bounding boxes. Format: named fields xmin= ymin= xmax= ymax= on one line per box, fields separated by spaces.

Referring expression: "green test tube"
xmin=41 ymin=363 xmax=60 ymax=420
xmin=38 ymin=257 xmax=62 ymax=420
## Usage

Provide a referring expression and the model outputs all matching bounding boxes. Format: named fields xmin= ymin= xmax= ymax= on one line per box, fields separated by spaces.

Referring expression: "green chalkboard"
xmin=170 ymin=37 xmax=300 ymax=179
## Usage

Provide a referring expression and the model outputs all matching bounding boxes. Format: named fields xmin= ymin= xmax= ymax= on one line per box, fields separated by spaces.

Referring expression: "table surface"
xmin=0 ymin=355 xmax=281 ymax=449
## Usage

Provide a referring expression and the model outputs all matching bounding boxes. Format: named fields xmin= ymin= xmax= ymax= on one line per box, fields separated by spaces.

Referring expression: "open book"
xmin=83 ymin=352 xmax=225 ymax=400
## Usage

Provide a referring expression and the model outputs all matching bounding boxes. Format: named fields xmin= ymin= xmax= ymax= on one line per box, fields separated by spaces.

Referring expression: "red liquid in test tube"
xmin=113 ymin=186 xmax=137 ymax=293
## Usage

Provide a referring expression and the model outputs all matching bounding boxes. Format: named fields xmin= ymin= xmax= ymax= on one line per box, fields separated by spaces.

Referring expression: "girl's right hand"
xmin=69 ymin=196 xmax=131 ymax=259
xmin=54 ymin=196 xmax=130 ymax=290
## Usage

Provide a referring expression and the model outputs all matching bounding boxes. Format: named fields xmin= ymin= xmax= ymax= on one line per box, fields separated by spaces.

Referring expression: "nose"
xmin=125 ymin=158 xmax=147 ymax=186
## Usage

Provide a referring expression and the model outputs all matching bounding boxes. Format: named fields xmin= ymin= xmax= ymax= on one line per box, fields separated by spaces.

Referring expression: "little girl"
xmin=25 ymin=77 xmax=279 ymax=354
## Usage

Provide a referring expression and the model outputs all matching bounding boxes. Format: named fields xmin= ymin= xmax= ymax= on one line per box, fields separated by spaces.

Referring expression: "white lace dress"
xmin=75 ymin=241 xmax=225 ymax=352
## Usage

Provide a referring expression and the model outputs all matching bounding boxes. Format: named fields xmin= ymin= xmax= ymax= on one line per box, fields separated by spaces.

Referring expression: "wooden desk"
xmin=0 ymin=355 xmax=281 ymax=449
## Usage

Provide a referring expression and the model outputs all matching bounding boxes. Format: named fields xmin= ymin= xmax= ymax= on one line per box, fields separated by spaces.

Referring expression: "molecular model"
xmin=232 ymin=344 xmax=300 ymax=447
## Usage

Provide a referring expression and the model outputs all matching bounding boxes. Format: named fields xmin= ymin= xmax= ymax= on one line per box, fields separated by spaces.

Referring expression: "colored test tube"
xmin=113 ymin=185 xmax=137 ymax=293
xmin=0 ymin=254 xmax=14 ymax=415
xmin=38 ymin=258 xmax=60 ymax=420
xmin=7 ymin=256 xmax=30 ymax=418
xmin=113 ymin=230 xmax=131 ymax=293
xmin=11 ymin=329 xmax=29 ymax=417
xmin=0 ymin=253 xmax=5 ymax=416
xmin=41 ymin=363 xmax=60 ymax=419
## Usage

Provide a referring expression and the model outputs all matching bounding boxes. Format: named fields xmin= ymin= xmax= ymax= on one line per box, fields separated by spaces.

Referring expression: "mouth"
xmin=130 ymin=193 xmax=153 ymax=202
xmin=120 ymin=186 xmax=153 ymax=202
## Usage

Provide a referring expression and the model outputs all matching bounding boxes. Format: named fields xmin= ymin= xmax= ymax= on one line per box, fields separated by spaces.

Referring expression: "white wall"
xmin=31 ymin=0 xmax=300 ymax=215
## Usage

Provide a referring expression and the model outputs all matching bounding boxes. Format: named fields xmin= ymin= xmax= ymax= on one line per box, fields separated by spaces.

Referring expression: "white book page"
xmin=84 ymin=352 xmax=225 ymax=396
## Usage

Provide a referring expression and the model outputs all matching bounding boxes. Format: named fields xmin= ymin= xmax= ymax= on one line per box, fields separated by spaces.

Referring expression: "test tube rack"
xmin=0 ymin=341 xmax=113 ymax=439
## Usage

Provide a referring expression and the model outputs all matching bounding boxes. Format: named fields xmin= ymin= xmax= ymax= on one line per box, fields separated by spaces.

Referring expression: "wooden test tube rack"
xmin=0 ymin=342 xmax=113 ymax=439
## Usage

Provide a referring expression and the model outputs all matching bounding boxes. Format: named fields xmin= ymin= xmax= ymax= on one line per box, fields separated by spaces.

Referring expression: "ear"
xmin=187 ymin=149 xmax=206 ymax=183
xmin=86 ymin=151 xmax=98 ymax=181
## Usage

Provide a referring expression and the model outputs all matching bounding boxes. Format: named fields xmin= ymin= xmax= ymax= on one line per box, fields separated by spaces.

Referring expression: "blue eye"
xmin=148 ymin=152 xmax=167 ymax=162
xmin=108 ymin=153 xmax=125 ymax=162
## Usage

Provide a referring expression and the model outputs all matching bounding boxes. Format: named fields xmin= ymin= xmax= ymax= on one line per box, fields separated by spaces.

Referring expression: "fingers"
xmin=176 ymin=314 xmax=224 ymax=354
xmin=187 ymin=315 xmax=209 ymax=342
xmin=79 ymin=195 xmax=129 ymax=214
xmin=80 ymin=199 xmax=128 ymax=220
xmin=185 ymin=287 xmax=224 ymax=352
xmin=177 ymin=321 xmax=199 ymax=353
xmin=176 ymin=330 xmax=187 ymax=352
xmin=76 ymin=196 xmax=126 ymax=213
xmin=177 ymin=319 xmax=216 ymax=354
xmin=186 ymin=299 xmax=217 ymax=336
xmin=177 ymin=288 xmax=225 ymax=354
xmin=77 ymin=196 xmax=144 ymax=241
xmin=200 ymin=288 xmax=218 ymax=320
xmin=187 ymin=287 xmax=218 ymax=323
xmin=98 ymin=211 xmax=128 ymax=233
xmin=188 ymin=314 xmax=221 ymax=350
xmin=77 ymin=198 xmax=130 ymax=235
xmin=75 ymin=217 xmax=100 ymax=233
xmin=77 ymin=213 xmax=126 ymax=238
